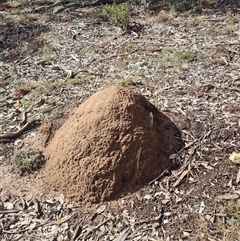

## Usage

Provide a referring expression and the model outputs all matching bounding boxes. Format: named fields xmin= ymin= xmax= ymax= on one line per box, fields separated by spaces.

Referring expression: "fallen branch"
xmin=85 ymin=218 xmax=110 ymax=235
xmin=33 ymin=0 xmax=125 ymax=13
xmin=0 ymin=209 xmax=22 ymax=214
xmin=3 ymin=219 xmax=51 ymax=234
xmin=0 ymin=99 xmax=43 ymax=140
xmin=0 ymin=120 xmax=36 ymax=140
xmin=149 ymin=169 xmax=170 ymax=185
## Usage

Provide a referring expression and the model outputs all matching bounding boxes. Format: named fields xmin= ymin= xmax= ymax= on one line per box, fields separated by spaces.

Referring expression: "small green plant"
xmin=172 ymin=1 xmax=193 ymax=13
xmin=103 ymin=3 xmax=130 ymax=29
xmin=42 ymin=40 xmax=54 ymax=62
xmin=119 ymin=79 xmax=136 ymax=87
xmin=221 ymin=207 xmax=227 ymax=214
xmin=218 ymin=200 xmax=240 ymax=235
xmin=174 ymin=50 xmax=195 ymax=61
xmin=225 ymin=24 xmax=235 ymax=35
xmin=39 ymin=0 xmax=55 ymax=6
xmin=0 ymin=69 xmax=9 ymax=78
xmin=21 ymin=79 xmax=65 ymax=107
xmin=194 ymin=203 xmax=200 ymax=212
xmin=153 ymin=48 xmax=196 ymax=72
xmin=219 ymin=220 xmax=227 ymax=229
xmin=13 ymin=149 xmax=45 ymax=173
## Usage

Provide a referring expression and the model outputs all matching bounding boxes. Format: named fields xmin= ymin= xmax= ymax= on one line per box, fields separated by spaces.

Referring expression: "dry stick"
xmin=33 ymin=0 xmax=70 ymax=12
xmin=219 ymin=85 xmax=240 ymax=92
xmin=55 ymin=0 xmax=122 ymax=13
xmin=0 ymin=209 xmax=22 ymax=214
xmin=73 ymin=58 xmax=97 ymax=77
xmin=54 ymin=2 xmax=83 ymax=14
xmin=134 ymin=215 xmax=163 ymax=225
xmin=52 ymin=64 xmax=73 ymax=79
xmin=149 ymin=169 xmax=170 ymax=185
xmin=3 ymin=219 xmax=51 ymax=234
xmin=177 ymin=129 xmax=211 ymax=155
xmin=71 ymin=225 xmax=82 ymax=241
xmin=177 ymin=139 xmax=198 ymax=154
xmin=34 ymin=0 xmax=117 ymax=13
xmin=0 ymin=99 xmax=42 ymax=140
xmin=44 ymin=125 xmax=52 ymax=147
xmin=0 ymin=120 xmax=36 ymax=140
xmin=3 ymin=212 xmax=76 ymax=235
xmin=85 ymin=218 xmax=110 ymax=235
xmin=172 ymin=165 xmax=191 ymax=187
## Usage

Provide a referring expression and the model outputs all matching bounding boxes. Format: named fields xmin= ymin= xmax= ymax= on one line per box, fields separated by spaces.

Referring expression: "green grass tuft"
xmin=103 ymin=3 xmax=130 ymax=29
xmin=12 ymin=149 xmax=45 ymax=174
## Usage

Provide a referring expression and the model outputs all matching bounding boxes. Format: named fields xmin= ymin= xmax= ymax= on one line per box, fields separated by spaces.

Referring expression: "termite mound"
xmin=43 ymin=86 xmax=182 ymax=204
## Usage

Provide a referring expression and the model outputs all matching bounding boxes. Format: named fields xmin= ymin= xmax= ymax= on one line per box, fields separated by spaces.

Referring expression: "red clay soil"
xmin=43 ymin=86 xmax=182 ymax=205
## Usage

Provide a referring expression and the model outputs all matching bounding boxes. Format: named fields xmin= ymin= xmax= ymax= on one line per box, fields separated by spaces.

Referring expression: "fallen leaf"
xmin=57 ymin=234 xmax=64 ymax=241
xmin=236 ymin=169 xmax=240 ymax=184
xmin=182 ymin=231 xmax=191 ymax=238
xmin=173 ymin=168 xmax=190 ymax=187
xmin=198 ymin=201 xmax=205 ymax=214
xmin=162 ymin=199 xmax=170 ymax=205
xmin=51 ymin=216 xmax=71 ymax=225
xmin=216 ymin=193 xmax=239 ymax=200
xmin=4 ymin=202 xmax=14 ymax=209
xmin=28 ymin=222 xmax=37 ymax=231
xmin=229 ymin=152 xmax=240 ymax=164
xmin=13 ymin=101 xmax=21 ymax=109
xmin=114 ymin=228 xmax=130 ymax=241
xmin=154 ymin=192 xmax=163 ymax=197
xmin=12 ymin=88 xmax=30 ymax=100
xmin=96 ymin=204 xmax=106 ymax=214
xmin=216 ymin=44 xmax=226 ymax=53
xmin=207 ymin=237 xmax=217 ymax=241
xmin=122 ymin=209 xmax=129 ymax=218
xmin=186 ymin=187 xmax=194 ymax=196
xmin=200 ymin=161 xmax=214 ymax=170
xmin=211 ymin=56 xmax=228 ymax=65
xmin=144 ymin=194 xmax=152 ymax=200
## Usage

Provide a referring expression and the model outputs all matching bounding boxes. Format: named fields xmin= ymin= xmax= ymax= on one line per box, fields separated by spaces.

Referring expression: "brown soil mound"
xmin=43 ymin=86 xmax=182 ymax=204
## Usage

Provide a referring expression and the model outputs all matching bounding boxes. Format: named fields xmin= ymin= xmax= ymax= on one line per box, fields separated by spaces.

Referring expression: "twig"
xmin=33 ymin=0 xmax=72 ymax=13
xmin=177 ymin=140 xmax=198 ymax=154
xmin=0 ymin=99 xmax=42 ymax=140
xmin=0 ymin=120 xmax=36 ymax=140
xmin=0 ymin=209 xmax=21 ymax=214
xmin=52 ymin=64 xmax=73 ymax=80
xmin=3 ymin=219 xmax=51 ymax=234
xmin=71 ymin=225 xmax=82 ymax=241
xmin=149 ymin=169 xmax=170 ymax=185
xmin=33 ymin=0 xmax=121 ymax=14
xmin=136 ymin=146 xmax=142 ymax=169
xmin=85 ymin=218 xmax=110 ymax=235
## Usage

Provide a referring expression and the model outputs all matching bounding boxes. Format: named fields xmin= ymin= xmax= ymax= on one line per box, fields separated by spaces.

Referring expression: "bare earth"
xmin=0 ymin=0 xmax=240 ymax=240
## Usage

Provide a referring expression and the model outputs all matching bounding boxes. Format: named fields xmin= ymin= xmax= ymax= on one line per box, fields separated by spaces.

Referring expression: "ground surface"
xmin=0 ymin=0 xmax=240 ymax=240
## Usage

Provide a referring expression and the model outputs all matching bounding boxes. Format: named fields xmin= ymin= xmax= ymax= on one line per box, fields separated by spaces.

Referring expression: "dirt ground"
xmin=0 ymin=0 xmax=240 ymax=240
